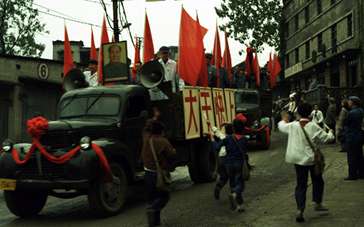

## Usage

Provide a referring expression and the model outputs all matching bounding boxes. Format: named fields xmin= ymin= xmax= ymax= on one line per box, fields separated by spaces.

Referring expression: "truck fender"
xmin=91 ymin=139 xmax=134 ymax=184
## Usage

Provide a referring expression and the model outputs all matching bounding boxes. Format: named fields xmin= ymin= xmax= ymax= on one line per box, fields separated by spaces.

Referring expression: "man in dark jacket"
xmin=343 ymin=96 xmax=364 ymax=180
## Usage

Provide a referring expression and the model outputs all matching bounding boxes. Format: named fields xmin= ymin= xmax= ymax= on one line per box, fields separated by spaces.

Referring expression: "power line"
xmin=33 ymin=2 xmax=81 ymax=23
xmin=37 ymin=9 xmax=113 ymax=32
xmin=80 ymin=0 xmax=111 ymax=6
xmin=119 ymin=0 xmax=135 ymax=47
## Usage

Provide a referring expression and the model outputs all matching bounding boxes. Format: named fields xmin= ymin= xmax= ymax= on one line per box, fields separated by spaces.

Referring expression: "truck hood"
xmin=236 ymin=104 xmax=259 ymax=113
xmin=48 ymin=119 xmax=116 ymax=131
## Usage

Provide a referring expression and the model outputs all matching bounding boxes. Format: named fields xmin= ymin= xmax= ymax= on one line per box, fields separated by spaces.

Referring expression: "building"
xmin=53 ymin=40 xmax=94 ymax=66
xmin=282 ymin=0 xmax=363 ymax=92
xmin=0 ymin=55 xmax=63 ymax=143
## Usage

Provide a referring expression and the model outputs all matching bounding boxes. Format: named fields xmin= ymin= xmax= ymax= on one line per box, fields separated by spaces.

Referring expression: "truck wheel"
xmin=88 ymin=162 xmax=127 ymax=217
xmin=188 ymin=140 xmax=217 ymax=183
xmin=258 ymin=127 xmax=271 ymax=150
xmin=4 ymin=190 xmax=47 ymax=217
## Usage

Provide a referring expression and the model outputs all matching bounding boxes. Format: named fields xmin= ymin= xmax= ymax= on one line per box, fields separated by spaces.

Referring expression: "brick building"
xmin=281 ymin=0 xmax=363 ymax=92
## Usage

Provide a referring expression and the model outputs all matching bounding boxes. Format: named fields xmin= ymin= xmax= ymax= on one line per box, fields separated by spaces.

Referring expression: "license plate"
xmin=0 ymin=178 xmax=16 ymax=191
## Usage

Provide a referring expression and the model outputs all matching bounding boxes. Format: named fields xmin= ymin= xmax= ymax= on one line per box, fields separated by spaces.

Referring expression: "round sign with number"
xmin=37 ymin=63 xmax=49 ymax=80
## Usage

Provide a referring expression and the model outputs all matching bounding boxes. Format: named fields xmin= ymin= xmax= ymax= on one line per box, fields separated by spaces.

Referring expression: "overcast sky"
xmin=34 ymin=0 xmax=274 ymax=66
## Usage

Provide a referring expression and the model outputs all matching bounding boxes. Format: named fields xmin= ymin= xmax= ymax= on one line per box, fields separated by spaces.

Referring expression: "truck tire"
xmin=188 ymin=139 xmax=217 ymax=183
xmin=4 ymin=190 xmax=47 ymax=217
xmin=88 ymin=162 xmax=127 ymax=217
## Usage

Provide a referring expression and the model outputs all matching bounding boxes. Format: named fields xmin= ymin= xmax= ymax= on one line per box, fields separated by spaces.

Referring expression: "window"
xmin=347 ymin=14 xmax=353 ymax=37
xmin=305 ymin=41 xmax=310 ymax=59
xmin=317 ymin=33 xmax=323 ymax=51
xmin=285 ymin=22 xmax=289 ymax=37
xmin=295 ymin=48 xmax=299 ymax=63
xmin=304 ymin=6 xmax=310 ymax=24
xmin=317 ymin=0 xmax=322 ymax=14
xmin=294 ymin=14 xmax=299 ymax=31
xmin=286 ymin=54 xmax=290 ymax=68
xmin=331 ymin=24 xmax=337 ymax=53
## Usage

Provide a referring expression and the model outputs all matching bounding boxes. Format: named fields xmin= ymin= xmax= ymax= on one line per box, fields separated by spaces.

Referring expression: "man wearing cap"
xmin=343 ymin=96 xmax=364 ymax=180
xmin=205 ymin=53 xmax=217 ymax=87
xmin=83 ymin=59 xmax=99 ymax=87
xmin=158 ymin=46 xmax=184 ymax=92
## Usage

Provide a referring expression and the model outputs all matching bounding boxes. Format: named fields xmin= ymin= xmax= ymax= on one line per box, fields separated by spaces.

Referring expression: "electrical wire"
xmin=33 ymin=2 xmax=81 ymax=23
xmin=37 ymin=9 xmax=113 ymax=32
xmin=99 ymin=0 xmax=114 ymax=30
xmin=80 ymin=0 xmax=111 ymax=6
xmin=119 ymin=0 xmax=135 ymax=47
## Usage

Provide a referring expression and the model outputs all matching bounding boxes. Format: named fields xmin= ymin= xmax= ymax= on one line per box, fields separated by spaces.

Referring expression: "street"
xmin=1 ymin=132 xmax=364 ymax=227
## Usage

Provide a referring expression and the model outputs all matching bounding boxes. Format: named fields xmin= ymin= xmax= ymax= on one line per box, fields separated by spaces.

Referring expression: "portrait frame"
xmin=102 ymin=41 xmax=129 ymax=82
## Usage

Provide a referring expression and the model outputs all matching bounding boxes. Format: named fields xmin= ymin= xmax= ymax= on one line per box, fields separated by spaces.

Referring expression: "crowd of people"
xmin=142 ymin=91 xmax=364 ymax=226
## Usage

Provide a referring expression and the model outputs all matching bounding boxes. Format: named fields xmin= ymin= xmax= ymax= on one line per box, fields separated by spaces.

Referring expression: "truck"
xmin=0 ymin=58 xmax=233 ymax=217
xmin=234 ymin=89 xmax=272 ymax=149
xmin=0 ymin=64 xmax=218 ymax=218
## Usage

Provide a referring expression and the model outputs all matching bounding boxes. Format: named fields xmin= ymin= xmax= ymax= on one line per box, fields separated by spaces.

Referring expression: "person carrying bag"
xmin=278 ymin=103 xmax=334 ymax=223
xmin=301 ymin=126 xmax=325 ymax=175
xmin=142 ymin=120 xmax=176 ymax=227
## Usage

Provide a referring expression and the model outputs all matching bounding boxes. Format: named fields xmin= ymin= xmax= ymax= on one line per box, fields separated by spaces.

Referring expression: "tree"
xmin=215 ymin=0 xmax=282 ymax=52
xmin=0 ymin=0 xmax=47 ymax=57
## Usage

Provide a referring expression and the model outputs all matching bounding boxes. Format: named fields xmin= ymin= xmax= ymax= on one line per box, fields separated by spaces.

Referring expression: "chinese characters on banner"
xmin=199 ymin=87 xmax=215 ymax=134
xmin=183 ymin=87 xmax=201 ymax=139
xmin=224 ymin=89 xmax=236 ymax=123
xmin=212 ymin=88 xmax=227 ymax=129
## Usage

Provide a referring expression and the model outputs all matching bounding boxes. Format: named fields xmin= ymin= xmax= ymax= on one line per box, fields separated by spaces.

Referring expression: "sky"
xmin=34 ymin=0 xmax=275 ymax=66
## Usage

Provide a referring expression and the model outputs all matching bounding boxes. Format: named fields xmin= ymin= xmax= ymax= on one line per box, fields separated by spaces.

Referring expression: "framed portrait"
xmin=102 ymin=41 xmax=129 ymax=82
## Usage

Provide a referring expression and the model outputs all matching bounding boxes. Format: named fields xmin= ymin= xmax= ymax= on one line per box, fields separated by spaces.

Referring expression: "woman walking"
xmin=142 ymin=121 xmax=176 ymax=226
xmin=278 ymin=103 xmax=334 ymax=222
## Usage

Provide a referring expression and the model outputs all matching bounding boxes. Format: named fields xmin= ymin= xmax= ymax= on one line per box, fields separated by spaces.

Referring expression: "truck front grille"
xmin=17 ymin=155 xmax=66 ymax=180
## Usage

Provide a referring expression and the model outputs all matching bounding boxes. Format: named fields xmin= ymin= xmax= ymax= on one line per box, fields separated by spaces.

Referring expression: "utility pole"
xmin=112 ymin=0 xmax=120 ymax=42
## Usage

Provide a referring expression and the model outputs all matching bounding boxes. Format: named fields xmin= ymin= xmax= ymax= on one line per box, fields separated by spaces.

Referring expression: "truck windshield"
xmin=235 ymin=93 xmax=259 ymax=105
xmin=59 ymin=95 xmax=120 ymax=118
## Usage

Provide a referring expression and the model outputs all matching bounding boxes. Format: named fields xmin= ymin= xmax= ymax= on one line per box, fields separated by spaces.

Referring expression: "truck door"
xmin=123 ymin=95 xmax=148 ymax=167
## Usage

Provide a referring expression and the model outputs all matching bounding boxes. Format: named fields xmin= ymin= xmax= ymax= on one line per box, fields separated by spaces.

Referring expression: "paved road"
xmin=1 ymin=132 xmax=364 ymax=226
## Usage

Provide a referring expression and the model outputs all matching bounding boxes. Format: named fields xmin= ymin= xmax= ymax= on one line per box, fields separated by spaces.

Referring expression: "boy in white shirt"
xmin=279 ymin=103 xmax=334 ymax=223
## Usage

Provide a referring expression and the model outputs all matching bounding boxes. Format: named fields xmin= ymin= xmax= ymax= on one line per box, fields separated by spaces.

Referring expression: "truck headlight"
xmin=1 ymin=139 xmax=13 ymax=152
xmin=80 ymin=136 xmax=91 ymax=150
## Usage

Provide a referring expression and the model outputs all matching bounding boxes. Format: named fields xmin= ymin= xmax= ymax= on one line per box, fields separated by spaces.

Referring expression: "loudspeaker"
xmin=140 ymin=60 xmax=164 ymax=88
xmin=63 ymin=68 xmax=89 ymax=91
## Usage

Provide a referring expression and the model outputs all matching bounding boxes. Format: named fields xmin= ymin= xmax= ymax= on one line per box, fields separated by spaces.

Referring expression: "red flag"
xmin=244 ymin=47 xmax=253 ymax=79
xmin=271 ymin=54 xmax=281 ymax=88
xmin=132 ymin=37 xmax=141 ymax=81
xmin=143 ymin=12 xmax=155 ymax=63
xmin=97 ymin=17 xmax=110 ymax=85
xmin=222 ymin=32 xmax=232 ymax=83
xmin=196 ymin=14 xmax=208 ymax=87
xmin=90 ymin=27 xmax=97 ymax=61
xmin=252 ymin=52 xmax=260 ymax=87
xmin=178 ymin=8 xmax=206 ymax=86
xmin=63 ymin=25 xmax=74 ymax=76
xmin=212 ymin=24 xmax=222 ymax=87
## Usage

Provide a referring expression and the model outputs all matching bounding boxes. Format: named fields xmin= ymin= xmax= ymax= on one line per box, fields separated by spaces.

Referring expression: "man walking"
xmin=343 ymin=96 xmax=364 ymax=180
xmin=279 ymin=103 xmax=334 ymax=222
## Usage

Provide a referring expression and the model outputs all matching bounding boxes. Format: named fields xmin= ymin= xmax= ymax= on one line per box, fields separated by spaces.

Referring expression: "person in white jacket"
xmin=279 ymin=102 xmax=334 ymax=223
xmin=310 ymin=104 xmax=324 ymax=126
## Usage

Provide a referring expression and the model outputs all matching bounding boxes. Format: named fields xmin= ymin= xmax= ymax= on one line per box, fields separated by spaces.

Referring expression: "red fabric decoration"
xmin=11 ymin=117 xmax=113 ymax=181
xmin=27 ymin=117 xmax=49 ymax=139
